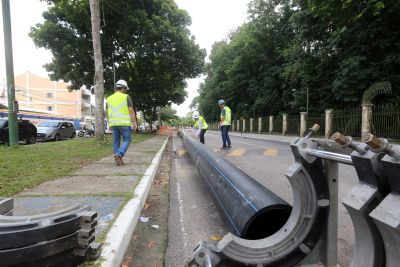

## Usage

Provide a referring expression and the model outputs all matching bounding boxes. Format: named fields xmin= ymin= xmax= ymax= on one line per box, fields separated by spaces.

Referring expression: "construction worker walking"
xmin=106 ymin=79 xmax=137 ymax=166
xmin=218 ymin=99 xmax=232 ymax=150
xmin=192 ymin=111 xmax=208 ymax=144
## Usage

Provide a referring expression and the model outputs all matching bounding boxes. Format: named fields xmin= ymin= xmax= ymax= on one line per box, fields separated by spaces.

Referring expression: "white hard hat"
xmin=116 ymin=80 xmax=129 ymax=90
xmin=192 ymin=111 xmax=200 ymax=119
xmin=218 ymin=99 xmax=225 ymax=105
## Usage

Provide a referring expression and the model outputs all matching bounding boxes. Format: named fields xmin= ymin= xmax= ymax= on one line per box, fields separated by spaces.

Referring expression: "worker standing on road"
xmin=106 ymin=80 xmax=138 ymax=166
xmin=218 ymin=99 xmax=232 ymax=150
xmin=192 ymin=111 xmax=208 ymax=144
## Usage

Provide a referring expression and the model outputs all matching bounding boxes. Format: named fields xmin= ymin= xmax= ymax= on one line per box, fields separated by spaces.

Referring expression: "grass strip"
xmin=0 ymin=133 xmax=152 ymax=196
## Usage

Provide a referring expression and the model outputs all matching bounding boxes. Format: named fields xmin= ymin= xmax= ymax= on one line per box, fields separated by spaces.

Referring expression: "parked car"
xmin=0 ymin=118 xmax=37 ymax=145
xmin=36 ymin=121 xmax=76 ymax=141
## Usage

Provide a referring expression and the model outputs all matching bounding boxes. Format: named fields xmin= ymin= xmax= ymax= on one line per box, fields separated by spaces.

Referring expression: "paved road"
xmin=167 ymin=131 xmax=356 ymax=266
xmin=165 ymin=134 xmax=229 ymax=266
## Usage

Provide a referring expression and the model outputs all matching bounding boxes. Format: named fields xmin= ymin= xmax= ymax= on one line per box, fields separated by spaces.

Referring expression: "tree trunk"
xmin=89 ymin=0 xmax=105 ymax=141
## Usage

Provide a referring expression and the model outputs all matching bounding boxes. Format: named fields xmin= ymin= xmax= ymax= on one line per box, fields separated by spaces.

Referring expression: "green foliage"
xmin=198 ymin=0 xmax=400 ymax=121
xmin=159 ymin=106 xmax=178 ymax=122
xmin=31 ymin=0 xmax=206 ymax=114
xmin=362 ymin=81 xmax=392 ymax=104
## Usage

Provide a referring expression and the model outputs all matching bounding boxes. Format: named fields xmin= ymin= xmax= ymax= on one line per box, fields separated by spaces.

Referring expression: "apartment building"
xmin=0 ymin=72 xmax=94 ymax=124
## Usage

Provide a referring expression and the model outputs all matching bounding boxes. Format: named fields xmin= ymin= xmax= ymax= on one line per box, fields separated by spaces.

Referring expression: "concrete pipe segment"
xmin=180 ymin=130 xmax=330 ymax=266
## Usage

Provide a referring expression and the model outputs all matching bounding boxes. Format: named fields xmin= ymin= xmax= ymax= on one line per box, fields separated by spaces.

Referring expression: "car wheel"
xmin=26 ymin=135 xmax=36 ymax=145
xmin=78 ymin=131 xmax=85 ymax=137
xmin=71 ymin=132 xmax=76 ymax=139
xmin=55 ymin=134 xmax=61 ymax=141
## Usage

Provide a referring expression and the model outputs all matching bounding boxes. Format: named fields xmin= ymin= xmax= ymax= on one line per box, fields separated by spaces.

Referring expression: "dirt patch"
xmin=123 ymin=141 xmax=171 ymax=267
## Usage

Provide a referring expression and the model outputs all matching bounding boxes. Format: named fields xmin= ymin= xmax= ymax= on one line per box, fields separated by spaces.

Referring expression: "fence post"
xmin=361 ymin=104 xmax=373 ymax=137
xmin=237 ymin=120 xmax=240 ymax=132
xmin=231 ymin=120 xmax=235 ymax=132
xmin=242 ymin=119 xmax=246 ymax=132
xmin=250 ymin=118 xmax=253 ymax=132
xmin=269 ymin=115 xmax=274 ymax=133
xmin=258 ymin=117 xmax=262 ymax=133
xmin=282 ymin=114 xmax=287 ymax=135
xmin=325 ymin=109 xmax=333 ymax=139
xmin=300 ymin=112 xmax=308 ymax=137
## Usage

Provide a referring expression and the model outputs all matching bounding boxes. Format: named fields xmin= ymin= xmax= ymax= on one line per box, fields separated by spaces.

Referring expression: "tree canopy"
xmin=30 ymin=0 xmax=206 ymax=115
xmin=198 ymin=0 xmax=400 ymax=121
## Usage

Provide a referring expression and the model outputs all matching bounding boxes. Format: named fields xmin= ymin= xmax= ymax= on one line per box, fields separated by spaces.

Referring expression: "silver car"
xmin=36 ymin=121 xmax=76 ymax=141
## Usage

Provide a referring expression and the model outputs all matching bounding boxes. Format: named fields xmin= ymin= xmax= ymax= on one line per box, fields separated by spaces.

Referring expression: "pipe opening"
xmin=242 ymin=207 xmax=292 ymax=240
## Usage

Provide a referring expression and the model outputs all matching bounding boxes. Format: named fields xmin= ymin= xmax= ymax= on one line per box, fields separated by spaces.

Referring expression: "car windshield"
xmin=38 ymin=121 xmax=60 ymax=127
xmin=0 ymin=119 xmax=6 ymax=127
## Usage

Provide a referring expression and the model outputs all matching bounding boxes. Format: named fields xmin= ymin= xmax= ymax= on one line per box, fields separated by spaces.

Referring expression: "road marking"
xmin=227 ymin=148 xmax=246 ymax=157
xmin=264 ymin=148 xmax=278 ymax=156
xmin=231 ymin=140 xmax=270 ymax=150
xmin=177 ymin=149 xmax=187 ymax=156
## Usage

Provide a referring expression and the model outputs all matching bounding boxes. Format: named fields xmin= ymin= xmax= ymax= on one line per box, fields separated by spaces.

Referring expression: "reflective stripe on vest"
xmin=221 ymin=106 xmax=231 ymax=125
xmin=194 ymin=116 xmax=208 ymax=129
xmin=106 ymin=92 xmax=131 ymax=126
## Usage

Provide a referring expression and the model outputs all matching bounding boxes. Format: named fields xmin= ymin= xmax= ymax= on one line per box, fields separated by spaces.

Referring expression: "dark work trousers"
xmin=199 ymin=129 xmax=207 ymax=144
xmin=220 ymin=125 xmax=231 ymax=147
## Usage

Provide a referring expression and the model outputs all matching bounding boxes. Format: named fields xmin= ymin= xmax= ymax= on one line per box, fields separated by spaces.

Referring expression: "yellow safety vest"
xmin=194 ymin=115 xmax=208 ymax=129
xmin=221 ymin=106 xmax=231 ymax=126
xmin=106 ymin=92 xmax=131 ymax=127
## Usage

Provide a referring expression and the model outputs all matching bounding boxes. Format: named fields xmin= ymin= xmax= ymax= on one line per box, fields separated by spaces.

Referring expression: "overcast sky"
xmin=0 ymin=0 xmax=251 ymax=116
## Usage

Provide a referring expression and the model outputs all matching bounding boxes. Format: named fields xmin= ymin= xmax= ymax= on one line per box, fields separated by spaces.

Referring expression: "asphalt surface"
xmin=165 ymin=134 xmax=229 ymax=266
xmin=166 ymin=131 xmax=356 ymax=267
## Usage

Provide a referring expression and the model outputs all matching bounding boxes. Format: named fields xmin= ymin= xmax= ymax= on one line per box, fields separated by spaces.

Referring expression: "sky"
xmin=0 ymin=0 xmax=251 ymax=116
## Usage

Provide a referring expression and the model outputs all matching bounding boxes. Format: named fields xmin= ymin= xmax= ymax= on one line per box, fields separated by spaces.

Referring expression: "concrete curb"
xmin=99 ymin=135 xmax=170 ymax=267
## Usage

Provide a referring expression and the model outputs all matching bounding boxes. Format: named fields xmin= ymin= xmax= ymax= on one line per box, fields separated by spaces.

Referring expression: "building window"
xmin=47 ymin=106 xmax=53 ymax=111
xmin=46 ymin=92 xmax=53 ymax=98
xmin=29 ymin=97 xmax=33 ymax=101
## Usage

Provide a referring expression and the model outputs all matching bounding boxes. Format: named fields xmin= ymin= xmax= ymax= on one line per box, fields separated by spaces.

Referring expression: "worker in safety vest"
xmin=218 ymin=99 xmax=232 ymax=150
xmin=106 ymin=80 xmax=137 ymax=166
xmin=192 ymin=111 xmax=208 ymax=144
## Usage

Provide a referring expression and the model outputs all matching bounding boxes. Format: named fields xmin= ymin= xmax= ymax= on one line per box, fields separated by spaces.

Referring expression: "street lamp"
xmin=292 ymin=88 xmax=309 ymax=113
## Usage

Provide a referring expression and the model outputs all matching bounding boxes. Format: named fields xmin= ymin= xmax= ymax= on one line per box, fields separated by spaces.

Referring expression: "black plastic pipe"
xmin=179 ymin=130 xmax=291 ymax=239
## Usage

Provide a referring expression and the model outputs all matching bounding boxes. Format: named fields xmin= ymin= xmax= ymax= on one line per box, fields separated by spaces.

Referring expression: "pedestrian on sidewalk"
xmin=106 ymin=79 xmax=138 ymax=166
xmin=192 ymin=111 xmax=208 ymax=144
xmin=218 ymin=99 xmax=232 ymax=150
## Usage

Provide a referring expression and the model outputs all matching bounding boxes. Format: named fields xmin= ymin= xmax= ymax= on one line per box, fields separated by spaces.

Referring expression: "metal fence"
xmin=372 ymin=103 xmax=400 ymax=139
xmin=205 ymin=103 xmax=400 ymax=140
xmin=332 ymin=107 xmax=362 ymax=138
xmin=272 ymin=116 xmax=283 ymax=134
xmin=261 ymin=117 xmax=270 ymax=133
xmin=307 ymin=112 xmax=325 ymax=136
xmin=286 ymin=115 xmax=300 ymax=135
xmin=244 ymin=119 xmax=250 ymax=133
xmin=252 ymin=118 xmax=259 ymax=133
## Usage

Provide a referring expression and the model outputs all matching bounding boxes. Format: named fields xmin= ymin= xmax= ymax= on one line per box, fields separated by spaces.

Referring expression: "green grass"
xmin=0 ymin=133 xmax=152 ymax=197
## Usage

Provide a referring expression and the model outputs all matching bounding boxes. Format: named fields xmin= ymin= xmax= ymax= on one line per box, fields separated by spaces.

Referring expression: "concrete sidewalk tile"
xmin=19 ymin=175 xmax=140 ymax=196
xmin=96 ymin=155 xmax=154 ymax=165
xmin=74 ymin=164 xmax=149 ymax=176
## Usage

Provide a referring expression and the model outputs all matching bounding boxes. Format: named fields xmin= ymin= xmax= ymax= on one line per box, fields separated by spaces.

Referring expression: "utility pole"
xmin=89 ymin=0 xmax=105 ymax=141
xmin=1 ymin=0 xmax=18 ymax=145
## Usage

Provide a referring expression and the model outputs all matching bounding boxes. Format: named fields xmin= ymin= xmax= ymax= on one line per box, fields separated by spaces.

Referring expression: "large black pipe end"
xmin=241 ymin=205 xmax=292 ymax=240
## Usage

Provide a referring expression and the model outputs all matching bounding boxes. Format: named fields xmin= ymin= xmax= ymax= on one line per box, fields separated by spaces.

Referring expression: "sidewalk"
xmin=13 ymin=133 xmax=170 ymax=266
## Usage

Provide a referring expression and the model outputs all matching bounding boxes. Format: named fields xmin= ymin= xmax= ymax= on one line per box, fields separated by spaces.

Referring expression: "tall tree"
xmin=30 ymin=0 xmax=205 ymax=120
xmin=89 ymin=0 xmax=105 ymax=140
